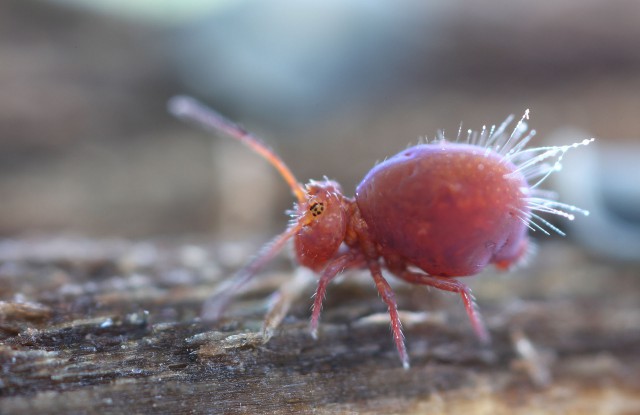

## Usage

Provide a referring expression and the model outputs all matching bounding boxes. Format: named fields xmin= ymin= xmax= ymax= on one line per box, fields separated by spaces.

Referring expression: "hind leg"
xmin=394 ymin=270 xmax=490 ymax=344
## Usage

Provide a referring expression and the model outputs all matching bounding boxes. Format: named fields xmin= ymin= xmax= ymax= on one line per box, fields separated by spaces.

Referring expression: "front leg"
xmin=201 ymin=222 xmax=304 ymax=321
xmin=309 ymin=252 xmax=365 ymax=338
xmin=393 ymin=270 xmax=490 ymax=344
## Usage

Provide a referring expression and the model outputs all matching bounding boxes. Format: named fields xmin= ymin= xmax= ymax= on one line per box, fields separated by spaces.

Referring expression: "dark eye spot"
xmin=310 ymin=202 xmax=325 ymax=217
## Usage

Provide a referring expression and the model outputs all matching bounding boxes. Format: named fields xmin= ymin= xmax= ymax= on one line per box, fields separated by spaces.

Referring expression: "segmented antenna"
xmin=168 ymin=96 xmax=307 ymax=203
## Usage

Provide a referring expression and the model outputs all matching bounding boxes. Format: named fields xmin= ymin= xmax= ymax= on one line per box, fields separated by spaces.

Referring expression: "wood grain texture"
xmin=0 ymin=237 xmax=639 ymax=414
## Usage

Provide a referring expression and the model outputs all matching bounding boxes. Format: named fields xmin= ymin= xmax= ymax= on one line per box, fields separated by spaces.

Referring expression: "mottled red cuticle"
xmin=356 ymin=142 xmax=530 ymax=277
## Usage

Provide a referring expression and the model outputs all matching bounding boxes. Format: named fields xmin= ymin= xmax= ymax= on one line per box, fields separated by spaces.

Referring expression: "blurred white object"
xmin=552 ymin=129 xmax=640 ymax=262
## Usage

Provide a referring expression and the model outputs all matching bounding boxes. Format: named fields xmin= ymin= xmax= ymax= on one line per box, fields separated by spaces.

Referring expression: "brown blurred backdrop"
xmin=1 ymin=0 xmax=639 ymax=260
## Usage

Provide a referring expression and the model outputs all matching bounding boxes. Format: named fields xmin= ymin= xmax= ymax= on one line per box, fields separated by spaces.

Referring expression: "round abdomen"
xmin=355 ymin=142 xmax=529 ymax=277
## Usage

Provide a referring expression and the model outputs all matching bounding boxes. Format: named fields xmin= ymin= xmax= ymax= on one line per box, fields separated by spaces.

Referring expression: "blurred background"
xmin=1 ymin=0 xmax=639 ymax=261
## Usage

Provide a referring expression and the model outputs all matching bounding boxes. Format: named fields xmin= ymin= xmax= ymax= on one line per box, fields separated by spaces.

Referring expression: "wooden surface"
xmin=0 ymin=237 xmax=639 ymax=414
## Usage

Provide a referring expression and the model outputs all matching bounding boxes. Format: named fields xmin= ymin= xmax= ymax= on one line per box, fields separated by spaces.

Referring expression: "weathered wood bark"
xmin=0 ymin=237 xmax=639 ymax=414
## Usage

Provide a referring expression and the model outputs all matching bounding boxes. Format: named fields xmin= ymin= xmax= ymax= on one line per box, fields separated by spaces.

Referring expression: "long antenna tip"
xmin=168 ymin=94 xmax=307 ymax=203
xmin=168 ymin=95 xmax=197 ymax=119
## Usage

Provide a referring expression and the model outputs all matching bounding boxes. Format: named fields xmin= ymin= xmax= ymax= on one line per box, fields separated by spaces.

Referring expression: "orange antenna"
xmin=169 ymin=95 xmax=307 ymax=203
